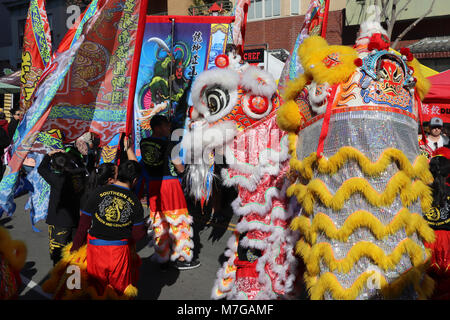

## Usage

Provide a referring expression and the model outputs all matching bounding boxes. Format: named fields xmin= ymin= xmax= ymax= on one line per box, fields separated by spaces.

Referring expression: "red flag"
xmin=40 ymin=0 xmax=149 ymax=146
xmin=20 ymin=0 xmax=52 ymax=113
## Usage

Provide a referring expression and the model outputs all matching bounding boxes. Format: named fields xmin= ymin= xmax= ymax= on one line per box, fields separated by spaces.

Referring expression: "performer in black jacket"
xmin=38 ymin=150 xmax=86 ymax=265
xmin=424 ymin=147 xmax=450 ymax=300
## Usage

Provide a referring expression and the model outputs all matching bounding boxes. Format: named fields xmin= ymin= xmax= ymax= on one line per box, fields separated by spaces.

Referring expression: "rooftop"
xmin=409 ymin=36 xmax=450 ymax=53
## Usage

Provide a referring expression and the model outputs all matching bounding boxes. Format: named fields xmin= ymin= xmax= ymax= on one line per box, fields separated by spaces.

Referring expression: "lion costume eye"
xmin=205 ymin=85 xmax=230 ymax=116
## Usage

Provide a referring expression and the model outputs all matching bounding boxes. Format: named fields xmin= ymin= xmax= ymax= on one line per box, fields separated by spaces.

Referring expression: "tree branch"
xmin=379 ymin=0 xmax=390 ymax=24
xmin=394 ymin=0 xmax=413 ymax=22
xmin=387 ymin=0 xmax=399 ymax=39
xmin=392 ymin=0 xmax=436 ymax=49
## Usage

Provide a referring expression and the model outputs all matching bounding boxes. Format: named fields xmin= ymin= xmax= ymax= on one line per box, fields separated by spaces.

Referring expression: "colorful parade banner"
xmin=41 ymin=0 xmax=148 ymax=146
xmin=20 ymin=0 xmax=52 ymax=113
xmin=133 ymin=15 xmax=234 ymax=158
xmin=278 ymin=0 xmax=329 ymax=89
xmin=0 ymin=0 xmax=148 ymax=216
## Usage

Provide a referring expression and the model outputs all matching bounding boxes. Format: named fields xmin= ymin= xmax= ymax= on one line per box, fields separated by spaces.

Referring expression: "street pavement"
xmin=1 ymin=187 xmax=238 ymax=300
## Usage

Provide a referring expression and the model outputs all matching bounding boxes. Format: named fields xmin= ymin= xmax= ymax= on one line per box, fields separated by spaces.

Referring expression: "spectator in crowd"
xmin=423 ymin=147 xmax=450 ymax=299
xmin=0 ymin=112 xmax=10 ymax=176
xmin=7 ymin=108 xmax=23 ymax=143
xmin=427 ymin=117 xmax=449 ymax=151
xmin=38 ymin=150 xmax=86 ymax=265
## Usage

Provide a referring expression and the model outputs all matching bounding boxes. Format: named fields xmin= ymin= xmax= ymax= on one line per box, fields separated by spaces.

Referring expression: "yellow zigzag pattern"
xmin=287 ymin=171 xmax=433 ymax=215
xmin=288 ymin=142 xmax=432 ymax=183
xmin=296 ymin=238 xmax=430 ymax=276
xmin=286 ymin=136 xmax=435 ymax=299
xmin=305 ymin=266 xmax=435 ymax=300
xmin=298 ymin=238 xmax=434 ymax=299
xmin=291 ymin=208 xmax=435 ymax=245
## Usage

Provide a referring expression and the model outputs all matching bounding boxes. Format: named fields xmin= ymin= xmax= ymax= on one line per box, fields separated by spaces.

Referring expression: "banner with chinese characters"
xmin=0 ymin=0 xmax=148 ymax=217
xmin=133 ymin=15 xmax=234 ymax=157
xmin=422 ymin=103 xmax=450 ymax=123
xmin=38 ymin=0 xmax=148 ymax=146
xmin=20 ymin=0 xmax=52 ymax=113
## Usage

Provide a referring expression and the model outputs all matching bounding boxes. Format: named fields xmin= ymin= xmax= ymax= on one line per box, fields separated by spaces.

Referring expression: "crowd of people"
xmin=1 ymin=111 xmax=202 ymax=297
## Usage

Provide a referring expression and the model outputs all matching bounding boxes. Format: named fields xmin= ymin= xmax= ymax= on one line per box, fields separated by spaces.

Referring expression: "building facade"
xmin=1 ymin=1 xmax=448 ymax=74
xmin=245 ymin=0 xmax=346 ymax=55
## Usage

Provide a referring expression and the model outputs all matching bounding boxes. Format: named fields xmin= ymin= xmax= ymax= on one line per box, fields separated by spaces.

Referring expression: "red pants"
xmin=148 ymin=177 xmax=193 ymax=262
xmin=86 ymin=235 xmax=139 ymax=295
xmin=424 ymin=230 xmax=450 ymax=299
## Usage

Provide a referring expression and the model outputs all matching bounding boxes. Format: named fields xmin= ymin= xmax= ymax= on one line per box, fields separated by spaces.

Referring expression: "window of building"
xmin=17 ymin=19 xmax=26 ymax=51
xmin=248 ymin=0 xmax=281 ymax=20
xmin=291 ymin=0 xmax=300 ymax=15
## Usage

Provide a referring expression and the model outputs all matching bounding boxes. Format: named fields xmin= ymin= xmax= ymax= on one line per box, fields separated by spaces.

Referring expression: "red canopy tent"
xmin=422 ymin=69 xmax=450 ymax=123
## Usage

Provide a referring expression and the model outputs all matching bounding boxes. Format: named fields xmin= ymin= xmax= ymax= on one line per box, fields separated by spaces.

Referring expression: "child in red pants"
xmin=72 ymin=160 xmax=146 ymax=296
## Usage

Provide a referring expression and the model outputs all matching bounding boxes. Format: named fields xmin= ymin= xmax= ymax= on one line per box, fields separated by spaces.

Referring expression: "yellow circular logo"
xmin=426 ymin=207 xmax=441 ymax=222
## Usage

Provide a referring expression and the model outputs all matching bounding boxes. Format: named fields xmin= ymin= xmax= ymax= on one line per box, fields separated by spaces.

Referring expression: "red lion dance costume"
xmin=183 ymin=53 xmax=300 ymax=299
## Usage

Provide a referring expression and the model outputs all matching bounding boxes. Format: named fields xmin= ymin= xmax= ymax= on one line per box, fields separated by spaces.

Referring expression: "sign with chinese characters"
xmin=133 ymin=15 xmax=234 ymax=146
xmin=422 ymin=102 xmax=450 ymax=123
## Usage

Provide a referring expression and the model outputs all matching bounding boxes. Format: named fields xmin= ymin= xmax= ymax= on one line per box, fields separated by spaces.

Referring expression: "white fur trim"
xmin=355 ymin=5 xmax=389 ymax=47
xmin=240 ymin=65 xmax=277 ymax=98
xmin=231 ymin=187 xmax=282 ymax=217
xmin=191 ymin=68 xmax=240 ymax=122
xmin=164 ymin=213 xmax=193 ymax=226
xmin=182 ymin=121 xmax=237 ymax=159
xmin=222 ymin=135 xmax=289 ymax=192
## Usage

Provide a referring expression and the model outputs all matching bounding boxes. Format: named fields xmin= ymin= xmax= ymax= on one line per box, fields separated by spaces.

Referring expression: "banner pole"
xmin=168 ymin=17 xmax=175 ymax=121
xmin=125 ymin=0 xmax=149 ymax=137
xmin=321 ymin=0 xmax=330 ymax=38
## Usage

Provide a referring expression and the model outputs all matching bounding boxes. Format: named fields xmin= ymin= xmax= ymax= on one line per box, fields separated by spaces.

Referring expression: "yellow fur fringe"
xmin=407 ymin=58 xmax=431 ymax=101
xmin=290 ymin=146 xmax=432 ymax=183
xmin=298 ymin=236 xmax=434 ymax=300
xmin=306 ymin=266 xmax=434 ymax=300
xmin=287 ymin=171 xmax=433 ymax=215
xmin=296 ymin=238 xmax=430 ymax=276
xmin=297 ymin=36 xmax=328 ymax=61
xmin=296 ymin=36 xmax=358 ymax=86
xmin=292 ymin=208 xmax=435 ymax=245
xmin=277 ymin=36 xmax=358 ymax=133
xmin=0 ymin=227 xmax=27 ymax=271
xmin=281 ymin=74 xmax=310 ymax=102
